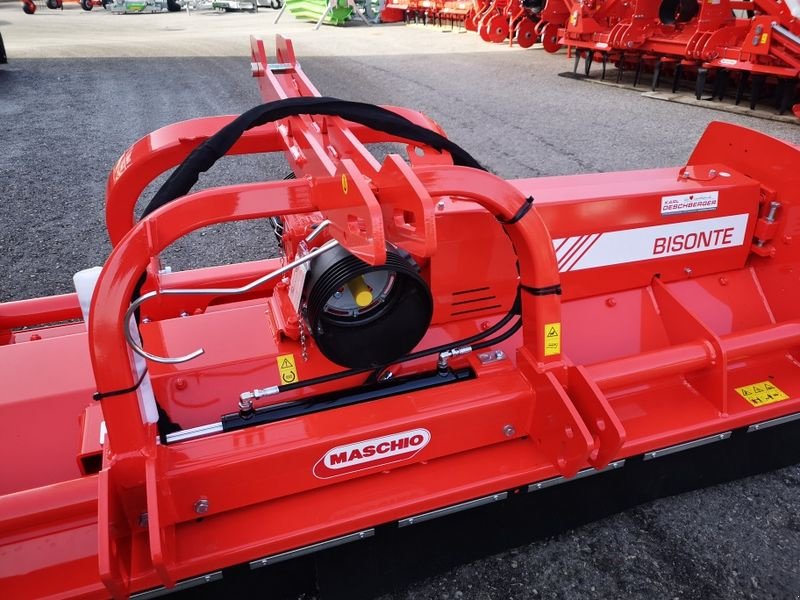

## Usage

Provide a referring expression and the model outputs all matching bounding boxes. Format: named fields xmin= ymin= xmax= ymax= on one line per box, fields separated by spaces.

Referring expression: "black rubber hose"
xmin=140 ymin=96 xmax=486 ymax=220
xmin=277 ymin=293 xmax=521 ymax=393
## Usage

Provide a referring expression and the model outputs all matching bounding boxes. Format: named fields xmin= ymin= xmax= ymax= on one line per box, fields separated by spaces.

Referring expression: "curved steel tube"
xmin=124 ymin=234 xmax=339 ymax=365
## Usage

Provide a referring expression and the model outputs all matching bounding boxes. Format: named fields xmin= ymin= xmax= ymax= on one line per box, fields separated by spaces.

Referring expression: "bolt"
xmin=141 ymin=317 xmax=151 ymax=324
xmin=175 ymin=378 xmax=188 ymax=391
xmin=180 ymin=311 xmax=189 ymax=318
xmin=138 ymin=512 xmax=149 ymax=528
xmin=684 ymin=267 xmax=693 ymax=276
xmin=606 ymin=297 xmax=617 ymax=307
xmin=765 ymin=201 xmax=780 ymax=222
xmin=194 ymin=498 xmax=209 ymax=515
xmin=719 ymin=276 xmax=728 ymax=286
xmin=437 ymin=200 xmax=446 ymax=211
xmin=494 ymin=350 xmax=505 ymax=360
xmin=30 ymin=333 xmax=42 ymax=341
xmin=503 ymin=424 xmax=516 ymax=437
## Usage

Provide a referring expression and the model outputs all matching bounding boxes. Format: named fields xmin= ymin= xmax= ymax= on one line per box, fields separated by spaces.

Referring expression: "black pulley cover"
xmin=303 ymin=245 xmax=433 ymax=369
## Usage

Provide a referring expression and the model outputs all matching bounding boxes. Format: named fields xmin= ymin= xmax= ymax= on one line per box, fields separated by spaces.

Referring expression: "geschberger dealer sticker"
xmin=735 ymin=381 xmax=790 ymax=407
xmin=661 ymin=191 xmax=719 ymax=216
xmin=313 ymin=428 xmax=431 ymax=479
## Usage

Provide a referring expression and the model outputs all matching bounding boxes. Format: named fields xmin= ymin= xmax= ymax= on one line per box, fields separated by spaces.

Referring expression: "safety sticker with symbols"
xmin=544 ymin=322 xmax=561 ymax=356
xmin=735 ymin=381 xmax=789 ymax=407
xmin=277 ymin=353 xmax=299 ymax=384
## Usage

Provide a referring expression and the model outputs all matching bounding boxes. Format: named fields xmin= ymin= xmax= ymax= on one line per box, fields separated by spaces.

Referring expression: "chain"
xmin=299 ymin=316 xmax=309 ymax=362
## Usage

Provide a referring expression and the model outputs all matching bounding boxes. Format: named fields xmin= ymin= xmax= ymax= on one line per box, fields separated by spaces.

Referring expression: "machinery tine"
xmin=671 ymin=62 xmax=682 ymax=93
xmin=601 ymin=53 xmax=608 ymax=81
xmin=750 ymin=74 xmax=766 ymax=110
xmin=584 ymin=51 xmax=594 ymax=77
xmin=651 ymin=58 xmax=663 ymax=91
xmin=573 ymin=49 xmax=581 ymax=74
xmin=773 ymin=78 xmax=786 ymax=110
xmin=717 ymin=69 xmax=731 ymax=100
xmin=713 ymin=68 xmax=729 ymax=101
xmin=695 ymin=67 xmax=708 ymax=100
xmin=734 ymin=71 xmax=749 ymax=105
xmin=778 ymin=79 xmax=795 ymax=115
xmin=616 ymin=52 xmax=625 ymax=83
xmin=633 ymin=55 xmax=645 ymax=88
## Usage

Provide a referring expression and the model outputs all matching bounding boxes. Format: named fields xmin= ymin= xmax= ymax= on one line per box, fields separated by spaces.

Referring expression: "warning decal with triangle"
xmin=544 ymin=322 xmax=561 ymax=356
xmin=276 ymin=353 xmax=299 ymax=385
xmin=734 ymin=380 xmax=789 ymax=407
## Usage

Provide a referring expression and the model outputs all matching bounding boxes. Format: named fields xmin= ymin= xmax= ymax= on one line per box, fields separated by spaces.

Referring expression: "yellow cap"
xmin=347 ymin=276 xmax=374 ymax=308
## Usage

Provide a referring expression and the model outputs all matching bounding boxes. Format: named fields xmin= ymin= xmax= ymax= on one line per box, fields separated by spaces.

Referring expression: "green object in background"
xmin=284 ymin=0 xmax=353 ymax=25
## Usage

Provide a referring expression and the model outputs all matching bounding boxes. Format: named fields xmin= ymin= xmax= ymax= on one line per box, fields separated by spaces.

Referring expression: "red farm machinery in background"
xmin=383 ymin=0 xmax=799 ymax=116
xmin=2 ymin=34 xmax=800 ymax=599
xmin=546 ymin=0 xmax=800 ymax=116
xmin=21 ymin=0 xmax=108 ymax=13
xmin=382 ymin=0 xmax=546 ymax=47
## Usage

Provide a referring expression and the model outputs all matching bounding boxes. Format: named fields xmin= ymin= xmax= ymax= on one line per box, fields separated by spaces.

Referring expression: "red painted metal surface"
xmin=2 ymin=35 xmax=800 ymax=600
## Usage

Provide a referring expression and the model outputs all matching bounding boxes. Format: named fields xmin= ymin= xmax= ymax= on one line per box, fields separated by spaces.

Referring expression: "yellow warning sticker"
xmin=735 ymin=381 xmax=789 ymax=407
xmin=760 ymin=33 xmax=768 ymax=45
xmin=341 ymin=174 xmax=349 ymax=195
xmin=277 ymin=353 xmax=299 ymax=385
xmin=544 ymin=322 xmax=561 ymax=356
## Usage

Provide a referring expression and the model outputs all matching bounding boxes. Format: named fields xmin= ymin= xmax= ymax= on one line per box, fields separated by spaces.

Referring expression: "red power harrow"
xmin=2 ymin=35 xmax=800 ymax=599
xmin=554 ymin=0 xmax=800 ymax=116
xmin=382 ymin=0 xmax=544 ymax=46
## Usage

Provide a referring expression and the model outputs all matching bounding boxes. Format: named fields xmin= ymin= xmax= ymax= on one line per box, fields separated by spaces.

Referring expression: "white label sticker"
xmin=288 ymin=261 xmax=309 ymax=312
xmin=719 ymin=58 xmax=738 ymax=66
xmin=661 ymin=191 xmax=718 ymax=216
xmin=552 ymin=213 xmax=748 ymax=272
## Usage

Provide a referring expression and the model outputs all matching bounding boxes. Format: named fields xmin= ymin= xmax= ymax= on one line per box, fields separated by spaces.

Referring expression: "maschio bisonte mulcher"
xmin=2 ymin=36 xmax=800 ymax=600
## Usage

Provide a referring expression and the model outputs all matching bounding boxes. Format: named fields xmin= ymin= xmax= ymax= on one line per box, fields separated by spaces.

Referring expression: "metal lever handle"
xmin=124 ymin=228 xmax=338 ymax=365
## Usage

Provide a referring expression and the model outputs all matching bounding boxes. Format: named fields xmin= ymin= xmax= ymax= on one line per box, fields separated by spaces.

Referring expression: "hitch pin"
xmin=124 ymin=231 xmax=338 ymax=365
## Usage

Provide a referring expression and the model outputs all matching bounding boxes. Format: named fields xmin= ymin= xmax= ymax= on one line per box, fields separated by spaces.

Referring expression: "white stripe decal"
xmin=555 ymin=236 xmax=582 ymax=266
xmin=562 ymin=233 xmax=602 ymax=272
xmin=551 ymin=214 xmax=749 ymax=272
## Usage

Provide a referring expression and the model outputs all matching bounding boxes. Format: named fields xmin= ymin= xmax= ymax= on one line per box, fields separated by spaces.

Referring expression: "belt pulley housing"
xmin=302 ymin=245 xmax=433 ymax=369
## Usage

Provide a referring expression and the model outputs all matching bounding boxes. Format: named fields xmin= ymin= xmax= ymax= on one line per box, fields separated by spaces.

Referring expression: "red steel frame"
xmin=1 ymin=35 xmax=800 ymax=600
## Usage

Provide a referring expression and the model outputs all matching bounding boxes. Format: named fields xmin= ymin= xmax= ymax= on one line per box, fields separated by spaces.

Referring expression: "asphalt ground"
xmin=1 ymin=5 xmax=799 ymax=599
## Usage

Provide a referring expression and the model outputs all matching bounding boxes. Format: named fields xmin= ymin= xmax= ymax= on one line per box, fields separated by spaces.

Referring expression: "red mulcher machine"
xmin=1 ymin=35 xmax=800 ymax=600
